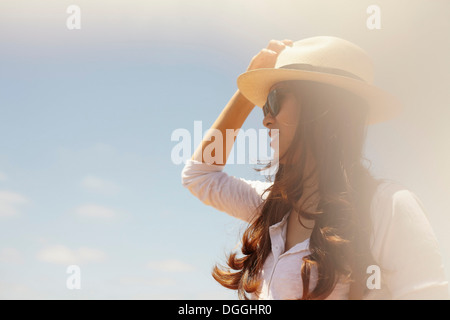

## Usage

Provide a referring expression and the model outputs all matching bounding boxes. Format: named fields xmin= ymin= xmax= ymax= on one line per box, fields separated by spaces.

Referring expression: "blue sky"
xmin=0 ymin=0 xmax=449 ymax=299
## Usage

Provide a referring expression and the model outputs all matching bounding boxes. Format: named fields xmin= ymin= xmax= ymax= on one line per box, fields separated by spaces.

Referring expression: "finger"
xmin=258 ymin=49 xmax=278 ymax=64
xmin=281 ymin=39 xmax=294 ymax=47
xmin=266 ymin=39 xmax=288 ymax=54
xmin=250 ymin=48 xmax=277 ymax=63
xmin=253 ymin=48 xmax=278 ymax=64
xmin=260 ymin=48 xmax=277 ymax=55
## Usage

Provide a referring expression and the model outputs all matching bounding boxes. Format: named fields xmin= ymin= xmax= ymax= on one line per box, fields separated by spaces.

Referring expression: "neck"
xmin=296 ymin=148 xmax=320 ymax=213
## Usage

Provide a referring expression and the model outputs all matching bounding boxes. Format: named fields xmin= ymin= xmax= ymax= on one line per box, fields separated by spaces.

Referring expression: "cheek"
xmin=277 ymin=99 xmax=300 ymax=147
xmin=276 ymin=96 xmax=300 ymax=126
xmin=276 ymin=110 xmax=297 ymax=127
xmin=279 ymin=126 xmax=297 ymax=151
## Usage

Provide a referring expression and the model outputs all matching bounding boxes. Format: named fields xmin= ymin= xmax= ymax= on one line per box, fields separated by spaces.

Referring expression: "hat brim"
xmin=237 ymin=68 xmax=403 ymax=125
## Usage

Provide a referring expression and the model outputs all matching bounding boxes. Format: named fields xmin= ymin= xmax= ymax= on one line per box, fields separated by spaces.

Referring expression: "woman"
xmin=181 ymin=36 xmax=448 ymax=299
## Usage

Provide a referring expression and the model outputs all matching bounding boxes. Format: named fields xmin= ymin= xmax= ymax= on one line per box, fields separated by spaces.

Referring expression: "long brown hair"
xmin=212 ymin=80 xmax=387 ymax=300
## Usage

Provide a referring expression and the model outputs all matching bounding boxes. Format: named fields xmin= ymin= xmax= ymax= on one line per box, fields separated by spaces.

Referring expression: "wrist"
xmin=236 ymin=90 xmax=255 ymax=109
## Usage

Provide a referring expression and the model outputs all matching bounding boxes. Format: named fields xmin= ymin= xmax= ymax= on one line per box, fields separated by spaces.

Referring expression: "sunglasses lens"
xmin=268 ymin=89 xmax=280 ymax=116
xmin=263 ymin=103 xmax=270 ymax=117
xmin=263 ymin=89 xmax=281 ymax=117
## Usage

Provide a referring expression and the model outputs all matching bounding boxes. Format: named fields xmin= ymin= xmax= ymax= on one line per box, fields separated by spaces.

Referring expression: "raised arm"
xmin=182 ymin=40 xmax=293 ymax=222
xmin=191 ymin=90 xmax=254 ymax=165
xmin=192 ymin=39 xmax=294 ymax=166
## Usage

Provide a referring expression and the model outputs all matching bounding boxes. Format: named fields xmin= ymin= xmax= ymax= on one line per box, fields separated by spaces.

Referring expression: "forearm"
xmin=191 ymin=89 xmax=255 ymax=165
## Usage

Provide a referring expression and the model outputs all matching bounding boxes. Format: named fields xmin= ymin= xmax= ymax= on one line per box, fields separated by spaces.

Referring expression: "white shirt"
xmin=181 ymin=159 xmax=449 ymax=299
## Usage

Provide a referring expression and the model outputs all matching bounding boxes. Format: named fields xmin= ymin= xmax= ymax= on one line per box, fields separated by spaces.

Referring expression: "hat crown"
xmin=275 ymin=36 xmax=374 ymax=84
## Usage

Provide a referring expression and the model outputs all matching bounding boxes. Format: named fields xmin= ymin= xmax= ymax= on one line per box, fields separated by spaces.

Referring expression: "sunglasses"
xmin=262 ymin=87 xmax=291 ymax=118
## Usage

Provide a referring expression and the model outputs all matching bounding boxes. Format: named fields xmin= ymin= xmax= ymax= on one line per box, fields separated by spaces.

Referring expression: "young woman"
xmin=181 ymin=36 xmax=448 ymax=300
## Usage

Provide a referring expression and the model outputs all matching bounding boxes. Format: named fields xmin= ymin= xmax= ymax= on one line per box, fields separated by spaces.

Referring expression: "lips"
xmin=270 ymin=131 xmax=279 ymax=147
xmin=269 ymin=130 xmax=277 ymax=138
xmin=270 ymin=130 xmax=280 ymax=160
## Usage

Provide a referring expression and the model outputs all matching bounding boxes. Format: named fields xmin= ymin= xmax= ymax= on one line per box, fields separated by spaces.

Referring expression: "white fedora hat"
xmin=237 ymin=36 xmax=403 ymax=125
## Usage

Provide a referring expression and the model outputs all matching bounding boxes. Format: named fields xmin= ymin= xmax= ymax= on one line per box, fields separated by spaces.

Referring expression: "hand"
xmin=246 ymin=39 xmax=294 ymax=72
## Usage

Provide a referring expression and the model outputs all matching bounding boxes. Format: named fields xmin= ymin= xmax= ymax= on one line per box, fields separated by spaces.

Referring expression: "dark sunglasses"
xmin=262 ymin=87 xmax=290 ymax=118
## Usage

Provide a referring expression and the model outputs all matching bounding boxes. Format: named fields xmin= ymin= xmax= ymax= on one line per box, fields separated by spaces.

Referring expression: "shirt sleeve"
xmin=181 ymin=159 xmax=273 ymax=223
xmin=370 ymin=182 xmax=449 ymax=300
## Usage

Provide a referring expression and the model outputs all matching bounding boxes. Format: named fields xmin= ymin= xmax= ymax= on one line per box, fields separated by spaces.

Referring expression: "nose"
xmin=263 ymin=111 xmax=275 ymax=129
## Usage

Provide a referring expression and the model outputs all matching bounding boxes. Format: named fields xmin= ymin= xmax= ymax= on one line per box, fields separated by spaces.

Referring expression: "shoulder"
xmin=370 ymin=179 xmax=424 ymax=221
xmin=369 ymin=179 xmax=440 ymax=260
xmin=369 ymin=180 xmax=430 ymax=253
xmin=368 ymin=180 xmax=448 ymax=299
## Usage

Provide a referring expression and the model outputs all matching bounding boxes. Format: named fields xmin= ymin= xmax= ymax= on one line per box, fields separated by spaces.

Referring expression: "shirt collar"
xmin=269 ymin=210 xmax=291 ymax=231
xmin=269 ymin=209 xmax=311 ymax=256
